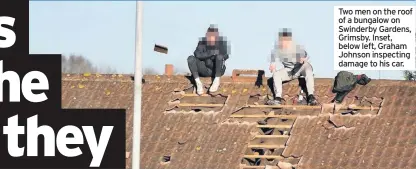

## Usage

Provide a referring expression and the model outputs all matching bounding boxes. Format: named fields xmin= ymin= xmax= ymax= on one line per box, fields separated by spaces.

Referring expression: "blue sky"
xmin=29 ymin=1 xmax=415 ymax=79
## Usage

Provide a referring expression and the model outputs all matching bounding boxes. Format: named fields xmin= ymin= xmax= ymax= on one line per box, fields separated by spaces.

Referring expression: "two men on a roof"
xmin=186 ymin=25 xmax=317 ymax=106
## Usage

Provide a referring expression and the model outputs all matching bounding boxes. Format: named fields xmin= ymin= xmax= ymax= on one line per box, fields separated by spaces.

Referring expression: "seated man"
xmin=187 ymin=25 xmax=229 ymax=95
xmin=267 ymin=29 xmax=318 ymax=105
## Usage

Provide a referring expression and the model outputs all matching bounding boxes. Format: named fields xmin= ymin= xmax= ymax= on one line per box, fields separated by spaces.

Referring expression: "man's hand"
xmin=210 ymin=49 xmax=220 ymax=56
xmin=299 ymin=57 xmax=306 ymax=64
xmin=269 ymin=63 xmax=276 ymax=73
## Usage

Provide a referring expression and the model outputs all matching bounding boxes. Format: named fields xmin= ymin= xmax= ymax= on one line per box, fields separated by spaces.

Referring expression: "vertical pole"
xmin=132 ymin=1 xmax=143 ymax=169
xmin=379 ymin=70 xmax=381 ymax=79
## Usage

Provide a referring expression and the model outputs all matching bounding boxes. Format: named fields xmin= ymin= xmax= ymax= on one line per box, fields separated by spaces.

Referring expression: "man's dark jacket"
xmin=332 ymin=71 xmax=371 ymax=102
xmin=193 ymin=37 xmax=229 ymax=65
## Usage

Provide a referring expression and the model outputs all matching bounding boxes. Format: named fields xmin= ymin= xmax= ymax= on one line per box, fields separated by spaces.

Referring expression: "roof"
xmin=62 ymin=73 xmax=416 ymax=169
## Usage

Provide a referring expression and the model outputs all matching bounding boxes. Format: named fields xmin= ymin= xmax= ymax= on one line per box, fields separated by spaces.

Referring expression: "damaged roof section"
xmin=62 ymin=74 xmax=416 ymax=169
xmin=288 ymin=114 xmax=416 ymax=169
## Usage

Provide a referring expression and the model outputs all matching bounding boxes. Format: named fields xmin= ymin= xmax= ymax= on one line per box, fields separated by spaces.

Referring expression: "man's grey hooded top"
xmin=270 ymin=42 xmax=310 ymax=73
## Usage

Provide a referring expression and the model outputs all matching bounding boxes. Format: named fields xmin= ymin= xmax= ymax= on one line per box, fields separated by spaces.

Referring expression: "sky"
xmin=29 ymin=1 xmax=415 ymax=79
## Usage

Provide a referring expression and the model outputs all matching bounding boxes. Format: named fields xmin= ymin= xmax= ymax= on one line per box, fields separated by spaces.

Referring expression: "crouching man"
xmin=332 ymin=71 xmax=371 ymax=103
xmin=267 ymin=29 xmax=318 ymax=106
xmin=187 ymin=25 xmax=229 ymax=95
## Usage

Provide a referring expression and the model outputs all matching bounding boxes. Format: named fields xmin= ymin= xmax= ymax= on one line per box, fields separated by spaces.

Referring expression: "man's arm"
xmin=296 ymin=45 xmax=309 ymax=63
xmin=218 ymin=40 xmax=230 ymax=60
xmin=302 ymin=49 xmax=309 ymax=61
xmin=194 ymin=41 xmax=211 ymax=60
xmin=270 ymin=49 xmax=284 ymax=72
xmin=270 ymin=49 xmax=276 ymax=63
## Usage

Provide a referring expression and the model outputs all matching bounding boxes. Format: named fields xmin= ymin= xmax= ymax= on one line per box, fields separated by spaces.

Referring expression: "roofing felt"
xmin=61 ymin=73 xmax=416 ymax=169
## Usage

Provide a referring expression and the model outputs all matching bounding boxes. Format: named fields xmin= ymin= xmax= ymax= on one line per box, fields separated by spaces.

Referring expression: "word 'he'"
xmin=0 ymin=60 xmax=49 ymax=102
xmin=3 ymin=115 xmax=114 ymax=167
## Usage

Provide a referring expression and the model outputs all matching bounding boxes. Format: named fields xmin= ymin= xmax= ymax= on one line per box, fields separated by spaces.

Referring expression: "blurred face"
xmin=206 ymin=32 xmax=217 ymax=45
xmin=278 ymin=36 xmax=292 ymax=49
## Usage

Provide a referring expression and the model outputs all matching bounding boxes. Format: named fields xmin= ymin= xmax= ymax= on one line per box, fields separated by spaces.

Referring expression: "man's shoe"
xmin=266 ymin=97 xmax=283 ymax=105
xmin=307 ymin=94 xmax=318 ymax=106
xmin=209 ymin=77 xmax=220 ymax=92
xmin=297 ymin=96 xmax=308 ymax=105
xmin=195 ymin=81 xmax=204 ymax=95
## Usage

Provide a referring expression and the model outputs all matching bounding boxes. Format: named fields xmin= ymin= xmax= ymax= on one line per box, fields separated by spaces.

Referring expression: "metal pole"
xmin=379 ymin=70 xmax=381 ymax=79
xmin=132 ymin=1 xmax=143 ymax=169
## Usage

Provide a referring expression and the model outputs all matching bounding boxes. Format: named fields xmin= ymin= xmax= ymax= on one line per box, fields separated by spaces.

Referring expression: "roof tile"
xmin=398 ymin=158 xmax=411 ymax=168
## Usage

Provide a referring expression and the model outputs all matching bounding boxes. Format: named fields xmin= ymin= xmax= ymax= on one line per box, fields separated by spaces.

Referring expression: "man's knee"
xmin=272 ymin=71 xmax=283 ymax=80
xmin=187 ymin=55 xmax=196 ymax=64
xmin=303 ymin=62 xmax=313 ymax=71
xmin=215 ymin=54 xmax=224 ymax=61
xmin=272 ymin=71 xmax=279 ymax=77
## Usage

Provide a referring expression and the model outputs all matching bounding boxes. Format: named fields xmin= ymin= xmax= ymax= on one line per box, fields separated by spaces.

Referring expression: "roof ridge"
xmin=60 ymin=74 xmax=416 ymax=86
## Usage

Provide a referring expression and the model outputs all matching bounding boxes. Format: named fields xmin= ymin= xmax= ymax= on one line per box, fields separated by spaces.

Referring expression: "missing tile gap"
xmin=262 ymin=128 xmax=274 ymax=135
xmin=165 ymin=107 xmax=177 ymax=112
xmin=230 ymin=107 xmax=246 ymax=115
xmin=257 ymin=120 xmax=267 ymax=125
xmin=183 ymin=85 xmax=194 ymax=91
xmin=327 ymin=119 xmax=346 ymax=128
xmin=168 ymin=99 xmax=180 ymax=105
xmin=340 ymin=110 xmax=358 ymax=115
xmin=326 ymin=118 xmax=356 ymax=132
xmin=172 ymin=90 xmax=184 ymax=95
xmin=245 ymin=149 xmax=264 ymax=166
xmin=161 ymin=155 xmax=171 ymax=164
xmin=249 ymin=94 xmax=262 ymax=99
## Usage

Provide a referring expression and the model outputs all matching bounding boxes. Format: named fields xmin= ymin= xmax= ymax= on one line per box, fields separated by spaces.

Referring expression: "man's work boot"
xmin=195 ymin=78 xmax=204 ymax=95
xmin=266 ymin=97 xmax=283 ymax=105
xmin=209 ymin=77 xmax=220 ymax=93
xmin=307 ymin=94 xmax=318 ymax=106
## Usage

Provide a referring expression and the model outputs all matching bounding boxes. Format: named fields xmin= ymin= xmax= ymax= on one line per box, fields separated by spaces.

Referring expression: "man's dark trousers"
xmin=187 ymin=54 xmax=226 ymax=78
